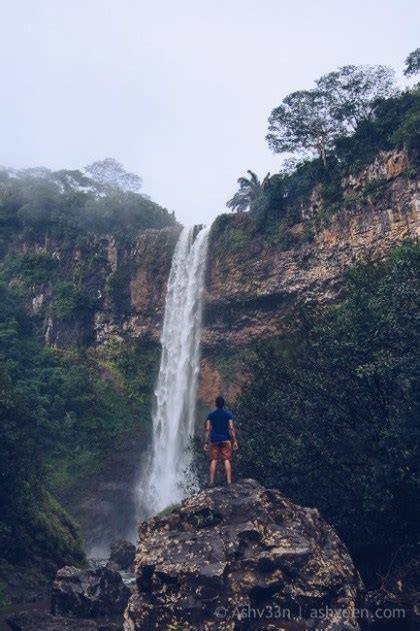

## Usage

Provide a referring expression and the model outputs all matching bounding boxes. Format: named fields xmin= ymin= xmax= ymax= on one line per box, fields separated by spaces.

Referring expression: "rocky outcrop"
xmin=11 ymin=225 xmax=181 ymax=348
xmin=51 ymin=566 xmax=130 ymax=618
xmin=6 ymin=611 xmax=122 ymax=630
xmin=109 ymin=541 xmax=136 ymax=572
xmin=203 ymin=150 xmax=419 ymax=350
xmin=124 ymin=480 xmax=364 ymax=630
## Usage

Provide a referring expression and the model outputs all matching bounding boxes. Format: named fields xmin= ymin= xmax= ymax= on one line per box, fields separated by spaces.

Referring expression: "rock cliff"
xmin=4 ymin=149 xmax=418 ymax=549
xmin=203 ymin=150 xmax=419 ymax=350
xmin=10 ymin=151 xmax=419 ymax=358
xmin=124 ymin=479 xmax=364 ymax=630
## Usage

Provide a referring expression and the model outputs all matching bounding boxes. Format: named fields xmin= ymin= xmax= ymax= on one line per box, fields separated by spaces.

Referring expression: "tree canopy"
xmin=234 ymin=242 xmax=420 ymax=578
xmin=226 ymin=170 xmax=272 ymax=213
xmin=267 ymin=64 xmax=398 ymax=165
xmin=84 ymin=158 xmax=143 ymax=193
xmin=0 ymin=159 xmax=176 ymax=248
xmin=404 ymin=47 xmax=420 ymax=77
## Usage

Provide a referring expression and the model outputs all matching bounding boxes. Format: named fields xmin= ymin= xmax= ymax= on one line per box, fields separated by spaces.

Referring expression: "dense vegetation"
xmin=227 ymin=49 xmax=420 ymax=226
xmin=232 ymin=242 xmax=420 ymax=583
xmin=0 ymin=160 xmax=169 ymax=598
xmin=0 ymin=158 xmax=176 ymax=255
xmin=0 ymin=275 xmax=160 ymax=598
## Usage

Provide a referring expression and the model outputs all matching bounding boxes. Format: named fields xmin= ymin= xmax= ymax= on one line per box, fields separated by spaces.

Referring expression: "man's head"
xmin=215 ymin=395 xmax=225 ymax=409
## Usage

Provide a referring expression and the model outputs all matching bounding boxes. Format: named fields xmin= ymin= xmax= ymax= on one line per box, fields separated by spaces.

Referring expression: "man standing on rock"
xmin=204 ymin=396 xmax=238 ymax=486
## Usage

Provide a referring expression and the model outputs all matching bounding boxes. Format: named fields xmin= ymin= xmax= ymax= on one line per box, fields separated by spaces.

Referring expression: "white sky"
xmin=1 ymin=0 xmax=419 ymax=226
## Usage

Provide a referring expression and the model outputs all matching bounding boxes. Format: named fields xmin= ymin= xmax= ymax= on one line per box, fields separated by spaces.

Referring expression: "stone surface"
xmin=124 ymin=479 xmax=364 ymax=630
xmin=51 ymin=566 xmax=130 ymax=619
xmin=109 ymin=541 xmax=136 ymax=571
xmin=13 ymin=151 xmax=419 ymax=357
xmin=6 ymin=610 xmax=122 ymax=630
xmin=203 ymin=151 xmax=419 ymax=351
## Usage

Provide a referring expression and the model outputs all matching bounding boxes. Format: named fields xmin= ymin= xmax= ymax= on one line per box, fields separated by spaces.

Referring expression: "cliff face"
xmin=12 ymin=151 xmax=419 ymax=411
xmin=13 ymin=151 xmax=418 ymax=359
xmin=12 ymin=225 xmax=181 ymax=347
xmin=203 ymin=150 xmax=419 ymax=349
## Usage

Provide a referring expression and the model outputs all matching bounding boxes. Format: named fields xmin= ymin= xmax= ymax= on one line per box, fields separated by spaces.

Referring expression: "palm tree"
xmin=226 ymin=170 xmax=271 ymax=213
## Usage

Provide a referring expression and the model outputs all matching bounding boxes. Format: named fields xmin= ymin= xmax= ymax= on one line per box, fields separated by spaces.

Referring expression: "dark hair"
xmin=215 ymin=395 xmax=225 ymax=409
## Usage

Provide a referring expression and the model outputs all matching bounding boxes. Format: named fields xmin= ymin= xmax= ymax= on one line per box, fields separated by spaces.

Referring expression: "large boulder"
xmin=109 ymin=540 xmax=136 ymax=571
xmin=51 ymin=566 xmax=130 ymax=618
xmin=124 ymin=479 xmax=364 ymax=630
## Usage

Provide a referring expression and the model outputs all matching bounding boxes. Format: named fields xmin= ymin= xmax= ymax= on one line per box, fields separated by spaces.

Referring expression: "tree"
xmin=404 ymin=48 xmax=420 ymax=77
xmin=317 ymin=64 xmax=398 ymax=130
xmin=84 ymin=158 xmax=143 ymax=192
xmin=267 ymin=65 xmax=398 ymax=165
xmin=392 ymin=110 xmax=420 ymax=151
xmin=226 ymin=170 xmax=271 ymax=213
xmin=234 ymin=242 xmax=420 ymax=576
xmin=267 ymin=89 xmax=344 ymax=166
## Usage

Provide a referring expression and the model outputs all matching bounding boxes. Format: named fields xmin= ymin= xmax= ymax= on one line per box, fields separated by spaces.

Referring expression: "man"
xmin=204 ymin=395 xmax=238 ymax=486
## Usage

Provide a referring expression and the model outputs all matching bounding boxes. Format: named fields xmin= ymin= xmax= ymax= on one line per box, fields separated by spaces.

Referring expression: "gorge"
xmin=2 ymin=148 xmax=419 ymax=553
xmin=0 ymin=146 xmax=419 ymax=626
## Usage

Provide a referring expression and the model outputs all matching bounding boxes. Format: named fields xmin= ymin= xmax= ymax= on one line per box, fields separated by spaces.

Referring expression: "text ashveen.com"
xmin=214 ymin=604 xmax=408 ymax=622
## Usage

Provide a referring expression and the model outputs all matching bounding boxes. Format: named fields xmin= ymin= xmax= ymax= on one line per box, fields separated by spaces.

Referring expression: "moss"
xmin=46 ymin=340 xmax=160 ymax=497
xmin=32 ymin=492 xmax=85 ymax=574
xmin=206 ymin=345 xmax=253 ymax=388
xmin=48 ymin=450 xmax=102 ymax=495
xmin=157 ymin=503 xmax=181 ymax=518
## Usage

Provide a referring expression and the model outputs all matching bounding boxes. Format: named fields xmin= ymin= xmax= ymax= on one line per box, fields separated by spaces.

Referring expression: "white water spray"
xmin=139 ymin=225 xmax=210 ymax=515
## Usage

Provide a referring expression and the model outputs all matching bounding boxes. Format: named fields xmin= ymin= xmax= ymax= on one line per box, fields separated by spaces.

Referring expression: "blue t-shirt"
xmin=207 ymin=408 xmax=235 ymax=443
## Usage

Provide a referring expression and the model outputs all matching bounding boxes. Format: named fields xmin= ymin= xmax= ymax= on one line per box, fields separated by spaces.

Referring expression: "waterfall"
xmin=139 ymin=225 xmax=210 ymax=515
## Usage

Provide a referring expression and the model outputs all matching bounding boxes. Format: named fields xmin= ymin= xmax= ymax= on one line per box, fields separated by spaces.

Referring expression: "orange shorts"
xmin=210 ymin=441 xmax=232 ymax=462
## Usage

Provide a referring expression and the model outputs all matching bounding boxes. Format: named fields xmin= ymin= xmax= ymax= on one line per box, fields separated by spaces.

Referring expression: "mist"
xmin=1 ymin=0 xmax=419 ymax=225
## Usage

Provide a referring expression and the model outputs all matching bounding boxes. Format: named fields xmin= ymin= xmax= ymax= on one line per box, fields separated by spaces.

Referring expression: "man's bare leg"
xmin=209 ymin=459 xmax=218 ymax=485
xmin=223 ymin=459 xmax=232 ymax=485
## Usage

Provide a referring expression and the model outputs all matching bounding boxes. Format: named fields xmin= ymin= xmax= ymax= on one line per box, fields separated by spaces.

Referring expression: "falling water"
xmin=138 ymin=225 xmax=210 ymax=515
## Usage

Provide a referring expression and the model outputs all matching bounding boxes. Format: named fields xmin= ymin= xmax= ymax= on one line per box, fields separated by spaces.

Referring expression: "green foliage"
xmin=49 ymin=282 xmax=97 ymax=320
xmin=230 ymin=83 xmax=420 ymax=235
xmin=267 ymin=89 xmax=342 ymax=166
xmin=226 ymin=170 xmax=271 ymax=214
xmin=317 ymin=65 xmax=397 ymax=130
xmin=233 ymin=243 xmax=420 ymax=579
xmin=229 ymin=57 xmax=419 ymax=231
xmin=0 ymin=277 xmax=159 ymax=519
xmin=157 ymin=502 xmax=181 ymax=518
xmin=335 ymin=88 xmax=420 ymax=170
xmin=404 ymin=47 xmax=420 ymax=78
xmin=0 ymin=369 xmax=84 ymax=575
xmin=267 ymin=65 xmax=397 ymax=165
xmin=2 ymin=252 xmax=59 ymax=286
xmin=392 ymin=110 xmax=420 ymax=152
xmin=0 ymin=161 xmax=176 ymax=252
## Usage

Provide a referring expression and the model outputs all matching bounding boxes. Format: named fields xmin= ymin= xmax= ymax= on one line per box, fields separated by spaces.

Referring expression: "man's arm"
xmin=229 ymin=419 xmax=238 ymax=450
xmin=204 ymin=419 xmax=211 ymax=451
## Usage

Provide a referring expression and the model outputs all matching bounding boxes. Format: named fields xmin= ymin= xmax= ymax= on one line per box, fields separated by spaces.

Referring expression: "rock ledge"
xmin=125 ymin=479 xmax=364 ymax=630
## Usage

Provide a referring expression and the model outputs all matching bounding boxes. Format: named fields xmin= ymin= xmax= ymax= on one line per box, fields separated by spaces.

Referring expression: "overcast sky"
xmin=1 ymin=1 xmax=419 ymax=226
